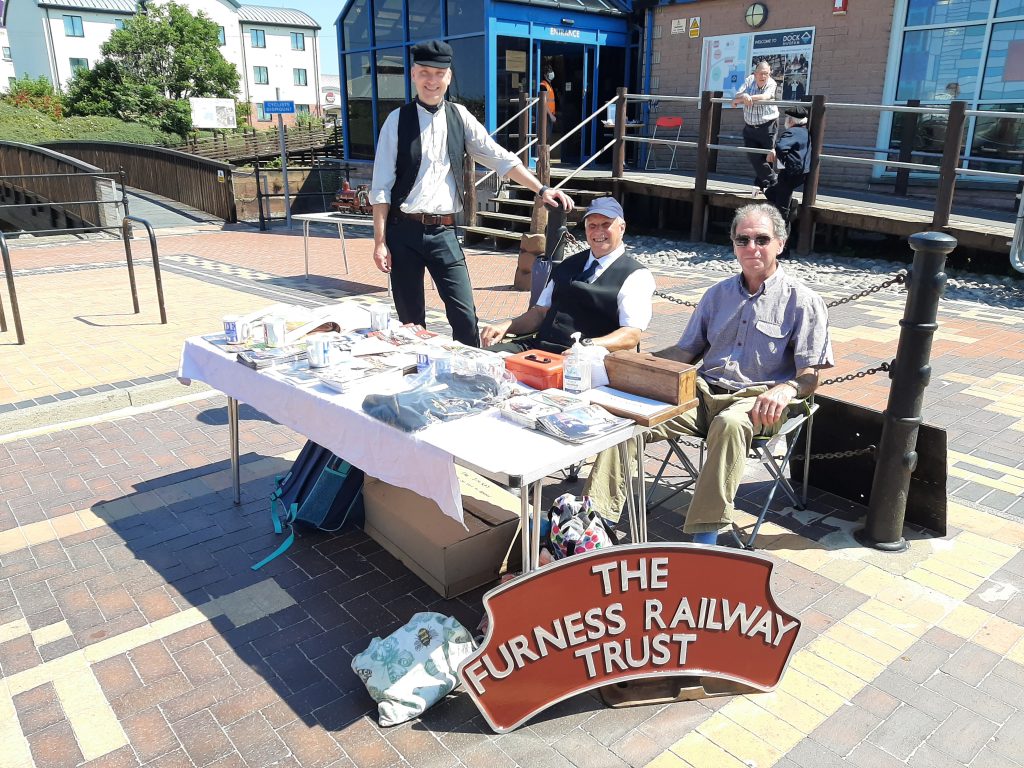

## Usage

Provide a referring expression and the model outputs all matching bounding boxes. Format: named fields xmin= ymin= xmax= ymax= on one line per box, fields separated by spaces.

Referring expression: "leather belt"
xmin=391 ymin=210 xmax=456 ymax=226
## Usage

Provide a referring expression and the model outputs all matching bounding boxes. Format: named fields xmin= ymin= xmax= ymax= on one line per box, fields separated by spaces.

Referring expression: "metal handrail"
xmin=0 ymin=231 xmax=25 ymax=345
xmin=476 ymin=137 xmax=540 ymax=188
xmin=550 ymin=96 xmax=619 ymax=152
xmin=554 ymin=137 xmax=618 ymax=189
xmin=491 ymin=97 xmax=540 ymax=136
xmin=121 ymin=216 xmax=168 ymax=325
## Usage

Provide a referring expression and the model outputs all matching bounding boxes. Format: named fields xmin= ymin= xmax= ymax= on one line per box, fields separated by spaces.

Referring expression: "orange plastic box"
xmin=504 ymin=349 xmax=564 ymax=390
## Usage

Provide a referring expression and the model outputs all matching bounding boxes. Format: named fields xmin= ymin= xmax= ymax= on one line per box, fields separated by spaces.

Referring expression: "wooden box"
xmin=604 ymin=351 xmax=698 ymax=407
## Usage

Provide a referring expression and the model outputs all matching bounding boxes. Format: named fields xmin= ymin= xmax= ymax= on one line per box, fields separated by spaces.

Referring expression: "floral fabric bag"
xmin=350 ymin=612 xmax=476 ymax=726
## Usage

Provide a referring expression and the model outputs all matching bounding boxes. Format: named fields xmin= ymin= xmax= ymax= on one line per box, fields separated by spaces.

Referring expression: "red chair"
xmin=645 ymin=116 xmax=684 ymax=170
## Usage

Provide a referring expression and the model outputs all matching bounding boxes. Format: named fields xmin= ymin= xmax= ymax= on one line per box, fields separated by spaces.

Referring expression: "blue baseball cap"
xmin=583 ymin=196 xmax=624 ymax=221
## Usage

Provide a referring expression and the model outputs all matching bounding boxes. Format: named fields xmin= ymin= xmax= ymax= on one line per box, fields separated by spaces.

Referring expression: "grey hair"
xmin=731 ymin=203 xmax=788 ymax=242
xmin=755 ymin=60 xmax=772 ymax=72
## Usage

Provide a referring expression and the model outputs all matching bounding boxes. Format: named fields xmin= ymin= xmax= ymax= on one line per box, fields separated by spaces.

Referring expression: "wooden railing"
xmin=169 ymin=125 xmax=342 ymax=165
xmin=0 ymin=141 xmax=109 ymax=229
xmin=43 ymin=141 xmax=238 ymax=222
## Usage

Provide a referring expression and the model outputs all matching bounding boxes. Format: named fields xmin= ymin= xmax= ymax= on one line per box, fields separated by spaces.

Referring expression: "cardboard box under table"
xmin=363 ymin=466 xmax=520 ymax=598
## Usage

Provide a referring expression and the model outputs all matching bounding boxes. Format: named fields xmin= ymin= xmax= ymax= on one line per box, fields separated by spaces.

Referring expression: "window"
xmin=408 ymin=0 xmax=443 ymax=39
xmin=2 ymin=47 xmax=11 ymax=62
xmin=218 ymin=26 xmax=226 ymax=46
xmin=291 ymin=32 xmax=305 ymax=51
xmin=114 ymin=19 xmax=125 ymax=30
xmin=69 ymin=58 xmax=89 ymax=73
xmin=251 ymin=29 xmax=266 ymax=48
xmin=63 ymin=15 xmax=84 ymax=37
xmin=343 ymin=2 xmax=370 ymax=50
xmin=253 ymin=66 xmax=269 ymax=85
xmin=256 ymin=103 xmax=271 ymax=122
xmin=446 ymin=0 xmax=484 ymax=37
xmin=293 ymin=68 xmax=307 ymax=86
xmin=375 ymin=0 xmax=405 ymax=45
xmin=296 ymin=104 xmax=310 ymax=114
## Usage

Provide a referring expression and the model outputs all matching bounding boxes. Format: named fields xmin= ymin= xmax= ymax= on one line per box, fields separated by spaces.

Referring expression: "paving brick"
xmin=808 ymin=703 xmax=882 ymax=757
xmin=851 ymin=684 xmax=901 ymax=720
xmin=130 ymin=641 xmax=181 ymax=686
xmin=867 ymin=704 xmax=940 ymax=761
xmin=942 ymin=641 xmax=1002 ymax=685
xmin=893 ymin=637 xmax=953 ymax=683
xmin=174 ymin=642 xmax=227 ymax=687
xmin=14 ymin=682 xmax=66 ymax=736
xmin=276 ymin=720 xmax=346 ymax=768
xmin=382 ymin=721 xmax=458 ymax=768
xmin=874 ymin=670 xmax=957 ymax=722
xmin=328 ymin=716 xmax=403 ymax=768
xmin=80 ymin=743 xmax=142 ymax=768
xmin=28 ymin=720 xmax=86 ymax=768
xmin=785 ymin=738 xmax=850 ymax=768
xmin=925 ymin=706 xmax=999 ymax=764
xmin=122 ymin=707 xmax=180 ymax=763
xmin=171 ymin=709 xmax=236 ymax=767
xmin=844 ymin=742 xmax=907 ymax=768
xmin=223 ymin=712 xmax=291 ymax=767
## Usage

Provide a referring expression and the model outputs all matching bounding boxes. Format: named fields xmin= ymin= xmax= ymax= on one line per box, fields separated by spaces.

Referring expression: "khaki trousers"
xmin=582 ymin=378 xmax=784 ymax=533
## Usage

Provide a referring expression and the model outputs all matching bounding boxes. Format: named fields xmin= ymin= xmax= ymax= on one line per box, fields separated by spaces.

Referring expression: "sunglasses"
xmin=732 ymin=234 xmax=774 ymax=247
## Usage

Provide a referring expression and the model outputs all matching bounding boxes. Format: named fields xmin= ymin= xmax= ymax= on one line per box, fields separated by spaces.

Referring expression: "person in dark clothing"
xmin=370 ymin=40 xmax=573 ymax=346
xmin=765 ymin=106 xmax=811 ymax=228
xmin=479 ymin=197 xmax=655 ymax=354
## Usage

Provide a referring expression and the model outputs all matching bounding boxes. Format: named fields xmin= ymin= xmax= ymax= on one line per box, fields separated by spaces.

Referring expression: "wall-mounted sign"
xmin=262 ymin=100 xmax=296 ymax=115
xmin=833 ymin=0 xmax=848 ymax=14
xmin=671 ymin=18 xmax=688 ymax=35
xmin=699 ymin=27 xmax=814 ymax=103
xmin=459 ymin=544 xmax=801 ymax=733
xmin=217 ymin=170 xmax=225 ymax=183
xmin=506 ymin=50 xmax=527 ymax=72
xmin=689 ymin=17 xmax=701 ymax=39
xmin=325 ymin=91 xmax=336 ymax=104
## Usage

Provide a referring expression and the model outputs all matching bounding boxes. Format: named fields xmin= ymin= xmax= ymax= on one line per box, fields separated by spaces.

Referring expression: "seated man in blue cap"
xmin=480 ymin=196 xmax=655 ymax=354
xmin=370 ymin=39 xmax=573 ymax=347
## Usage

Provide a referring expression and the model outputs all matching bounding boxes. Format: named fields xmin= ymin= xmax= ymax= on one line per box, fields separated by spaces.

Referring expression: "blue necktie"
xmin=576 ymin=260 xmax=599 ymax=283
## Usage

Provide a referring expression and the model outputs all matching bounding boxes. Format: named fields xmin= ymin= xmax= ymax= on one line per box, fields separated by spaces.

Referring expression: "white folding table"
xmin=177 ymin=331 xmax=650 ymax=572
xmin=292 ymin=212 xmax=374 ymax=279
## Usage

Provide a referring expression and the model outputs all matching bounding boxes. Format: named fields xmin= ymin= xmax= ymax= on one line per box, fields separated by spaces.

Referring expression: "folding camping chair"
xmin=645 ymin=116 xmax=684 ymax=171
xmin=649 ymin=398 xmax=818 ymax=550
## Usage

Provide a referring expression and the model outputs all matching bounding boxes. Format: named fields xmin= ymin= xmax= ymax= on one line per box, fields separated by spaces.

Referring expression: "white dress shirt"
xmin=537 ymin=245 xmax=655 ymax=331
xmin=370 ymin=101 xmax=522 ymax=215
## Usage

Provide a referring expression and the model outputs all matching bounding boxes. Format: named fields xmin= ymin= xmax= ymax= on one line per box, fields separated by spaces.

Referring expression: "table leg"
xmin=531 ymin=480 xmax=543 ymax=571
xmin=618 ymin=441 xmax=638 ymax=544
xmin=338 ymin=222 xmax=349 ymax=274
xmin=303 ymin=221 xmax=310 ymax=280
xmin=635 ymin=433 xmax=648 ymax=543
xmin=519 ymin=488 xmax=532 ymax=573
xmin=228 ymin=396 xmax=240 ymax=505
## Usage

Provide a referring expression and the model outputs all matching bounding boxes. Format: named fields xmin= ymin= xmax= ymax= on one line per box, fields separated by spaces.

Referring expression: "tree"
xmin=64 ymin=1 xmax=239 ymax=137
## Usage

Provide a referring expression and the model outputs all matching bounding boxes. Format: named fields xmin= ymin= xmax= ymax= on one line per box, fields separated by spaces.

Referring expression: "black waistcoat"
xmin=536 ymin=250 xmax=644 ymax=352
xmin=393 ymin=101 xmax=466 ymax=210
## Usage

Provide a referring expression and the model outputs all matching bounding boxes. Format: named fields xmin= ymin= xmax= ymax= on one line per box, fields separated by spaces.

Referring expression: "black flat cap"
xmin=411 ymin=40 xmax=453 ymax=69
xmin=785 ymin=106 xmax=809 ymax=120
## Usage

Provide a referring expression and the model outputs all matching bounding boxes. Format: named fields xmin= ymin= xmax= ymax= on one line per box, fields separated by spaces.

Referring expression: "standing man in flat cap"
xmin=371 ymin=39 xmax=574 ymax=346
xmin=765 ymin=106 xmax=811 ymax=236
xmin=480 ymin=196 xmax=654 ymax=355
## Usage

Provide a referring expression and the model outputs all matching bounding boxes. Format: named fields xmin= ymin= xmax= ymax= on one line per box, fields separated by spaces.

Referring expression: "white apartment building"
xmin=1 ymin=27 xmax=16 ymax=87
xmin=1 ymin=0 xmax=321 ymax=125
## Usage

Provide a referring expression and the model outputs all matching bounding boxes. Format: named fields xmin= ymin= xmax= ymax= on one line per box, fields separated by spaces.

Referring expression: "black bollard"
xmin=857 ymin=231 xmax=956 ymax=551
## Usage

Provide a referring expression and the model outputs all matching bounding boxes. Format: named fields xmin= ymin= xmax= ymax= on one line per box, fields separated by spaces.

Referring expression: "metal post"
xmin=689 ymin=91 xmax=713 ymax=242
xmin=857 ymin=231 xmax=956 ymax=551
xmin=0 ymin=232 xmax=25 ymax=344
xmin=531 ymin=146 xmax=551 ymax=236
xmin=119 ymin=167 xmax=130 ymax=220
xmin=255 ymin=161 xmax=267 ymax=231
xmin=276 ymin=88 xmax=293 ymax=228
xmin=612 ymin=87 xmax=627 ymax=178
xmin=538 ymin=89 xmax=549 ymax=149
xmin=518 ymin=91 xmax=530 ymax=157
xmin=464 ymin=160 xmax=478 ymax=228
xmin=797 ymin=94 xmax=827 ymax=256
xmin=932 ymin=100 xmax=966 ymax=229
xmin=894 ymin=99 xmax=920 ymax=197
xmin=122 ymin=220 xmax=142 ymax=315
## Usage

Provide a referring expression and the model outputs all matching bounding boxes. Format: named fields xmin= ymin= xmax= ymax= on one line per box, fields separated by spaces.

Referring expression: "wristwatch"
xmin=536 ymin=185 xmax=550 ymax=198
xmin=581 ymin=337 xmax=594 ymax=346
xmin=783 ymin=379 xmax=800 ymax=396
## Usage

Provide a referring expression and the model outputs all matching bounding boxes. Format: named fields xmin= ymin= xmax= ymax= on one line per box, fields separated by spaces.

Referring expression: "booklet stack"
xmin=237 ymin=344 xmax=307 ymax=370
xmin=499 ymin=389 xmax=633 ymax=443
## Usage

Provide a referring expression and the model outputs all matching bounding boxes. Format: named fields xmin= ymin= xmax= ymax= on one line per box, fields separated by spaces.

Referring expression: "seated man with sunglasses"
xmin=583 ymin=203 xmax=833 ymax=545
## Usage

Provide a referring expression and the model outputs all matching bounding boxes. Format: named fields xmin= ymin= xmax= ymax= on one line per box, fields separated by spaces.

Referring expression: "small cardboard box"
xmin=605 ymin=351 xmax=698 ymax=407
xmin=363 ymin=466 xmax=521 ymax=598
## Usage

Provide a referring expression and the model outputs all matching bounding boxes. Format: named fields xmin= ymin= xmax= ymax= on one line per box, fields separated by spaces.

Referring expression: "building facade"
xmin=335 ymin=0 xmax=641 ymax=163
xmin=1 ymin=0 xmax=322 ymax=126
xmin=1 ymin=26 xmax=15 ymax=87
xmin=646 ymin=0 xmax=1024 ymax=188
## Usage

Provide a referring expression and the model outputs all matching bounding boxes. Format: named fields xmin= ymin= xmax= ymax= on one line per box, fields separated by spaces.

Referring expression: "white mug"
xmin=370 ymin=305 xmax=390 ymax=332
xmin=223 ymin=315 xmax=251 ymax=344
xmin=306 ymin=333 xmax=334 ymax=368
xmin=265 ymin=316 xmax=287 ymax=348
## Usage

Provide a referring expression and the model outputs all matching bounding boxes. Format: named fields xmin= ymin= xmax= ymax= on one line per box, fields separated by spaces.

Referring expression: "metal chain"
xmin=826 ymin=271 xmax=907 ymax=308
xmin=653 ymin=289 xmax=700 ymax=308
xmin=806 ymin=445 xmax=877 ymax=461
xmin=820 ymin=360 xmax=893 ymax=387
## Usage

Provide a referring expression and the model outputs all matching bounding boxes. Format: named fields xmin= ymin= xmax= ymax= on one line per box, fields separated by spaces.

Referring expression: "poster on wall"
xmin=699 ymin=28 xmax=814 ymax=105
xmin=699 ymin=33 xmax=752 ymax=100
xmin=752 ymin=27 xmax=815 ymax=103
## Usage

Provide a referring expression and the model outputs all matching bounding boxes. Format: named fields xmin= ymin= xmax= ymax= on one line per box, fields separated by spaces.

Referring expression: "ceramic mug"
xmin=223 ymin=315 xmax=251 ymax=344
xmin=370 ymin=305 xmax=390 ymax=332
xmin=265 ymin=316 xmax=287 ymax=348
xmin=306 ymin=333 xmax=334 ymax=368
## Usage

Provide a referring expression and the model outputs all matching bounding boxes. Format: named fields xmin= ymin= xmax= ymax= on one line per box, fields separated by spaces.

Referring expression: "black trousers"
xmin=385 ymin=217 xmax=480 ymax=347
xmin=742 ymin=120 xmax=778 ymax=190
xmin=765 ymin=171 xmax=808 ymax=223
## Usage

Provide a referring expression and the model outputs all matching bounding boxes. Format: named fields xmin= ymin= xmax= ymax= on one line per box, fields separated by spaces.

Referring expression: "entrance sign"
xmin=263 ymin=100 xmax=296 ymax=115
xmin=459 ymin=544 xmax=801 ymax=733
xmin=189 ymin=97 xmax=236 ymax=129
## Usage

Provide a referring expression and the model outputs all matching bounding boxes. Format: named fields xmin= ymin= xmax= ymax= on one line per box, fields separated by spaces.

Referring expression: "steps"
xmin=462 ymin=184 xmax=611 ymax=249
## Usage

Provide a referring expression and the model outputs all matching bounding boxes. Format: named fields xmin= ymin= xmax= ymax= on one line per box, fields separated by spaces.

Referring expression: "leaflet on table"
xmin=535 ymin=404 xmax=633 ymax=445
xmin=313 ymin=353 xmax=418 ymax=394
xmin=584 ymin=385 xmax=688 ymax=427
xmin=236 ymin=344 xmax=308 ymax=369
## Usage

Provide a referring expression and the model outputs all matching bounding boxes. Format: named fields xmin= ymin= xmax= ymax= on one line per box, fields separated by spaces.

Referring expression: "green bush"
xmin=0 ymin=102 xmax=60 ymax=142
xmin=0 ymin=102 xmax=173 ymax=145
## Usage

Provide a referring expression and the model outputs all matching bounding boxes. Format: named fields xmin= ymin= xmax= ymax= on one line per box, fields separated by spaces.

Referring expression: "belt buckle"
xmin=423 ymin=213 xmax=442 ymax=225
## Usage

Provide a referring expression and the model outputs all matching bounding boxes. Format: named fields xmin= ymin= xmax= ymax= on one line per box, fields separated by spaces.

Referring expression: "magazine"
xmin=314 ymin=357 xmax=409 ymax=395
xmin=536 ymin=404 xmax=634 ymax=445
xmin=237 ymin=344 xmax=307 ymax=370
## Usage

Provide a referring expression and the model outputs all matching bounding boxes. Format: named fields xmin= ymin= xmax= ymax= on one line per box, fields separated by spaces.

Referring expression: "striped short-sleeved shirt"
xmin=736 ymin=73 xmax=780 ymax=126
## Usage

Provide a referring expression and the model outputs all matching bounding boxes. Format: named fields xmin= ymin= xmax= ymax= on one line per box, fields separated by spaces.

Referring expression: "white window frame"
xmin=293 ymin=68 xmax=307 ymax=86
xmin=251 ymin=29 xmax=266 ymax=48
xmin=63 ymin=15 xmax=84 ymax=37
xmin=69 ymin=57 xmax=89 ymax=73
xmin=291 ymin=32 xmax=305 ymax=51
xmin=253 ymin=66 xmax=269 ymax=85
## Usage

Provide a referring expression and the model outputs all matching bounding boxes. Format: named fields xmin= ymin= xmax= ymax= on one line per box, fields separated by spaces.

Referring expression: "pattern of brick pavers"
xmin=2 ymin=224 xmax=1024 ymax=767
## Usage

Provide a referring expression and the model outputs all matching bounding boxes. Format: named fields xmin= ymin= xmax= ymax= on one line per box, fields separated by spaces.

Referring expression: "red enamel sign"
xmin=459 ymin=544 xmax=801 ymax=732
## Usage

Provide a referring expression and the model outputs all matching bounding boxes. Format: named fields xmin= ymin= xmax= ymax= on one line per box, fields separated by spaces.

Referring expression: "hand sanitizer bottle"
xmin=563 ymin=332 xmax=591 ymax=394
